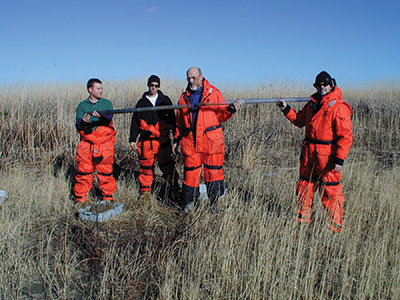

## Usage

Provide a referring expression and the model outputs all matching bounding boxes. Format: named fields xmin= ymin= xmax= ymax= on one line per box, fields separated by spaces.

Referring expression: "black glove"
xmin=227 ymin=104 xmax=237 ymax=114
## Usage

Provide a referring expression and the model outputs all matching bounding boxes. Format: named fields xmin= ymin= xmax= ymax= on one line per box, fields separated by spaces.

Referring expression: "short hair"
xmin=87 ymin=78 xmax=102 ymax=91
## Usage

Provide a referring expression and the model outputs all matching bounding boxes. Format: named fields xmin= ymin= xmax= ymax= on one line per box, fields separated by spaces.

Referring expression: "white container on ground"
xmin=0 ymin=190 xmax=8 ymax=205
xmin=78 ymin=201 xmax=124 ymax=222
xmin=198 ymin=183 xmax=208 ymax=200
xmin=198 ymin=184 xmax=227 ymax=201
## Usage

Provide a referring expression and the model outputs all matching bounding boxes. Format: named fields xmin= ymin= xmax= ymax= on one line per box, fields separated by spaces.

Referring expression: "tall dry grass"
xmin=0 ymin=79 xmax=399 ymax=299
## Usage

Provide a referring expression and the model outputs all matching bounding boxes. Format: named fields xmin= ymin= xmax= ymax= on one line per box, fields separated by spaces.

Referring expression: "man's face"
xmin=148 ymin=81 xmax=160 ymax=96
xmin=88 ymin=83 xmax=103 ymax=99
xmin=314 ymin=82 xmax=332 ymax=96
xmin=187 ymin=68 xmax=203 ymax=91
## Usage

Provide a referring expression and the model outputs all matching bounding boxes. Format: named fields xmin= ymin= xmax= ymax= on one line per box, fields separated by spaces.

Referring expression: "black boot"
xmin=206 ymin=181 xmax=225 ymax=210
xmin=181 ymin=184 xmax=200 ymax=212
xmin=169 ymin=186 xmax=181 ymax=205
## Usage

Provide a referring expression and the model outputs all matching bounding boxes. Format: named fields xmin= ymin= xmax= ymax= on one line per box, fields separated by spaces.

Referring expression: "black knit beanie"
xmin=147 ymin=75 xmax=160 ymax=86
xmin=315 ymin=71 xmax=333 ymax=86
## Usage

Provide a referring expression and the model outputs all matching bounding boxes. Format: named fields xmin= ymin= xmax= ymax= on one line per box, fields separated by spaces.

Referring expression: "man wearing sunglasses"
xmin=277 ymin=71 xmax=353 ymax=232
xmin=129 ymin=75 xmax=179 ymax=201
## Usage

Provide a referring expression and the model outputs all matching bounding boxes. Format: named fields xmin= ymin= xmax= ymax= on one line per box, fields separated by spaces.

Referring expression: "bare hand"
xmin=91 ymin=111 xmax=100 ymax=118
xmin=233 ymin=100 xmax=244 ymax=111
xmin=334 ymin=164 xmax=342 ymax=173
xmin=130 ymin=142 xmax=137 ymax=151
xmin=172 ymin=142 xmax=178 ymax=155
xmin=82 ymin=113 xmax=90 ymax=123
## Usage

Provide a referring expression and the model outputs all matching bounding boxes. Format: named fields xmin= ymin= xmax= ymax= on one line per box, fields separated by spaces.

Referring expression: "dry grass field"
xmin=0 ymin=79 xmax=399 ymax=299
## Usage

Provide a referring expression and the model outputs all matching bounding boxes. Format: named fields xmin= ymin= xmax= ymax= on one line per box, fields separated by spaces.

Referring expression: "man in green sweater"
xmin=74 ymin=78 xmax=116 ymax=208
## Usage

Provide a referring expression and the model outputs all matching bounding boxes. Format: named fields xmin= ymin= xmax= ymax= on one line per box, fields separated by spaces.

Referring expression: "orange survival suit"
xmin=174 ymin=78 xmax=236 ymax=206
xmin=282 ymin=86 xmax=353 ymax=232
xmin=129 ymin=91 xmax=179 ymax=195
xmin=74 ymin=98 xmax=116 ymax=202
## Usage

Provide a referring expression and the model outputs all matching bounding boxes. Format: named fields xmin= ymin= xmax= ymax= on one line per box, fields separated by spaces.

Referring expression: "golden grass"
xmin=0 ymin=79 xmax=399 ymax=299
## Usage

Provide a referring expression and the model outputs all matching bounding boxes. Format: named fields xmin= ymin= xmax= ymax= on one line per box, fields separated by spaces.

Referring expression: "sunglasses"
xmin=313 ymin=82 xmax=330 ymax=88
xmin=149 ymin=84 xmax=160 ymax=88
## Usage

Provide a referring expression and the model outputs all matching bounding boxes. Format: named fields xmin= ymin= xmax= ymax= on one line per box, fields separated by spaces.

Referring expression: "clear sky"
xmin=1 ymin=0 xmax=399 ymax=87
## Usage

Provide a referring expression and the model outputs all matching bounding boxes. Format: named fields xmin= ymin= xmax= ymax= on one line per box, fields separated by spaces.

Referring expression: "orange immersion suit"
xmin=175 ymin=79 xmax=236 ymax=205
xmin=74 ymin=99 xmax=116 ymax=202
xmin=129 ymin=91 xmax=179 ymax=194
xmin=283 ymin=87 xmax=353 ymax=232
xmin=136 ymin=120 xmax=160 ymax=192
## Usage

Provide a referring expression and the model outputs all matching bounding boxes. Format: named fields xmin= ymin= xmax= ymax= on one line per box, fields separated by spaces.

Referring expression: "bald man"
xmin=173 ymin=67 xmax=241 ymax=211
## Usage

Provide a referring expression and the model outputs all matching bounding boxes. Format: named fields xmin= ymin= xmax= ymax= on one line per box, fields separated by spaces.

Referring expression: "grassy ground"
xmin=0 ymin=79 xmax=399 ymax=299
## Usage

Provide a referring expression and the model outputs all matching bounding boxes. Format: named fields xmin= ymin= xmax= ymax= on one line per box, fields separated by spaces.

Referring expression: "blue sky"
xmin=1 ymin=0 xmax=399 ymax=87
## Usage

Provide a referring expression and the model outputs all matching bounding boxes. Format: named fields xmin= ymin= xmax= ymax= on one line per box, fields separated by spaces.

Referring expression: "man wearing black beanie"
xmin=277 ymin=71 xmax=353 ymax=232
xmin=129 ymin=75 xmax=180 ymax=202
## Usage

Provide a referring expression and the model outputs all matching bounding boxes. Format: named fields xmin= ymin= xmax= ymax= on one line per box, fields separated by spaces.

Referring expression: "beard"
xmin=190 ymin=85 xmax=199 ymax=91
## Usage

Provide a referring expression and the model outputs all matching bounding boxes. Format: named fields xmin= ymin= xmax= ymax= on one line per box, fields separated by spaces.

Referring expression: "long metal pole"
xmin=98 ymin=97 xmax=310 ymax=115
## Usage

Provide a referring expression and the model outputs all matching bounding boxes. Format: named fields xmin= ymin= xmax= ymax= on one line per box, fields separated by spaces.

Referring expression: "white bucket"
xmin=0 ymin=190 xmax=8 ymax=205
xmin=199 ymin=183 xmax=208 ymax=200
xmin=78 ymin=201 xmax=124 ymax=222
xmin=198 ymin=183 xmax=226 ymax=201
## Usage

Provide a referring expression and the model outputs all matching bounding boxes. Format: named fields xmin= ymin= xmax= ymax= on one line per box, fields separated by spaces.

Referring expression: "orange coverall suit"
xmin=282 ymin=87 xmax=353 ymax=232
xmin=129 ymin=91 xmax=179 ymax=193
xmin=74 ymin=98 xmax=116 ymax=202
xmin=175 ymin=79 xmax=236 ymax=205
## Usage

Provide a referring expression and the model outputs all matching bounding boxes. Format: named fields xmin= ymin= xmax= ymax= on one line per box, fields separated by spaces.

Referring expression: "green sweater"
xmin=75 ymin=98 xmax=113 ymax=131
